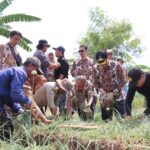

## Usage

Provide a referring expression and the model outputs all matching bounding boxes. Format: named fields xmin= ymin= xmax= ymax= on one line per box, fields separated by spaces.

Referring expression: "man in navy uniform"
xmin=125 ymin=67 xmax=150 ymax=120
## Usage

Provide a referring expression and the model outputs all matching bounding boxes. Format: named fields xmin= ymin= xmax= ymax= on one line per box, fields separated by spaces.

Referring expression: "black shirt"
xmin=125 ymin=73 xmax=150 ymax=116
xmin=54 ymin=56 xmax=69 ymax=80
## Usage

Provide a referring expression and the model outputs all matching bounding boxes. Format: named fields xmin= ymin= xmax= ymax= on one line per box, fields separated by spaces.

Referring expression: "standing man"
xmin=94 ymin=51 xmax=125 ymax=122
xmin=33 ymin=39 xmax=51 ymax=80
xmin=107 ymin=49 xmax=114 ymax=61
xmin=53 ymin=46 xmax=69 ymax=115
xmin=125 ymin=67 xmax=150 ymax=119
xmin=0 ymin=30 xmax=22 ymax=70
xmin=71 ymin=45 xmax=94 ymax=83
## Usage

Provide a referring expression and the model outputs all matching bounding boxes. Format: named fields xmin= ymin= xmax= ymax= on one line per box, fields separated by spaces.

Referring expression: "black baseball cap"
xmin=53 ymin=46 xmax=65 ymax=52
xmin=24 ymin=57 xmax=43 ymax=75
xmin=38 ymin=39 xmax=50 ymax=47
xmin=128 ymin=67 xmax=143 ymax=88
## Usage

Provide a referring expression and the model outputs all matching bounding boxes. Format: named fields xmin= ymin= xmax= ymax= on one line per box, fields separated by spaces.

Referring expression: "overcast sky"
xmin=0 ymin=0 xmax=150 ymax=66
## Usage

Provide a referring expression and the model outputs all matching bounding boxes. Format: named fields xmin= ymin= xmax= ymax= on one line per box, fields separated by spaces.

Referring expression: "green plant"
xmin=0 ymin=0 xmax=41 ymax=51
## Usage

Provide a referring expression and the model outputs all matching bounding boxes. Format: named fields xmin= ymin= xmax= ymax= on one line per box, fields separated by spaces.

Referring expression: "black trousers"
xmin=101 ymin=99 xmax=125 ymax=121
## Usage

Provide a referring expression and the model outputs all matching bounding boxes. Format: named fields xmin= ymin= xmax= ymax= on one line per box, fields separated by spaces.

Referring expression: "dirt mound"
xmin=33 ymin=133 xmax=146 ymax=150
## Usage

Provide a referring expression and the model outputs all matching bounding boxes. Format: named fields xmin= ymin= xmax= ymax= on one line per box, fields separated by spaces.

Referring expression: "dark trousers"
xmin=59 ymin=93 xmax=66 ymax=116
xmin=91 ymin=95 xmax=97 ymax=112
xmin=101 ymin=100 xmax=125 ymax=121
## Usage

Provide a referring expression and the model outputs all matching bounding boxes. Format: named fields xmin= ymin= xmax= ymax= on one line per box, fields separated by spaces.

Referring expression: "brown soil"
xmin=33 ymin=133 xmax=148 ymax=150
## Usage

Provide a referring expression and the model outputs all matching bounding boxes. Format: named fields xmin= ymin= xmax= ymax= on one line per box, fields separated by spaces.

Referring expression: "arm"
xmin=125 ymin=87 xmax=136 ymax=116
xmin=144 ymin=97 xmax=150 ymax=115
xmin=113 ymin=63 xmax=125 ymax=97
xmin=70 ymin=60 xmax=76 ymax=77
xmin=15 ymin=54 xmax=22 ymax=66
xmin=49 ymin=62 xmax=60 ymax=70
xmin=87 ymin=85 xmax=94 ymax=107
xmin=10 ymin=71 xmax=32 ymax=105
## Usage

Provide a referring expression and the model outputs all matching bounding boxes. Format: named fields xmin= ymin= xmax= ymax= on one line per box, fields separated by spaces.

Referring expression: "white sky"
xmin=0 ymin=0 xmax=150 ymax=66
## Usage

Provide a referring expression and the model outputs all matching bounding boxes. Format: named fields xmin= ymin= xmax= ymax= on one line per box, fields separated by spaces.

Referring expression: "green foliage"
xmin=136 ymin=64 xmax=150 ymax=72
xmin=80 ymin=7 xmax=143 ymax=62
xmin=0 ymin=0 xmax=41 ymax=51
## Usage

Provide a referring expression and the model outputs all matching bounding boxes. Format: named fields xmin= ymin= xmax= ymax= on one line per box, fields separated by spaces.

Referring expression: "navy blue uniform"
xmin=125 ymin=73 xmax=150 ymax=116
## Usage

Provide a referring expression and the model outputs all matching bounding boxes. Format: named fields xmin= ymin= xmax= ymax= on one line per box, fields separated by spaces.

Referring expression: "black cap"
xmin=53 ymin=46 xmax=65 ymax=52
xmin=24 ymin=57 xmax=43 ymax=75
xmin=38 ymin=39 xmax=50 ymax=47
xmin=128 ymin=67 xmax=143 ymax=88
xmin=95 ymin=51 xmax=107 ymax=65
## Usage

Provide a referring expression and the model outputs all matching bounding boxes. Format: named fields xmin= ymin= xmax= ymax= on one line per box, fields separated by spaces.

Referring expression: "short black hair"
xmin=10 ymin=30 xmax=22 ymax=38
xmin=117 ymin=58 xmax=124 ymax=64
xmin=79 ymin=45 xmax=88 ymax=51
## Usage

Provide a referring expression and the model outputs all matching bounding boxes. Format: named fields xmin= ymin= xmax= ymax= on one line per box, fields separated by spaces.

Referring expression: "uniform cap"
xmin=128 ymin=67 xmax=143 ymax=88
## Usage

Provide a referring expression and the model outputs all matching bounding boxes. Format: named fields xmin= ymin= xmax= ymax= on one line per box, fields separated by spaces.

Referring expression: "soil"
xmin=33 ymin=133 xmax=148 ymax=150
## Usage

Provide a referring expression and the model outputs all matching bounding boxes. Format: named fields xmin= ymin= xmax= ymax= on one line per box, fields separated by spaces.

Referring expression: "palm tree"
xmin=0 ymin=0 xmax=41 ymax=51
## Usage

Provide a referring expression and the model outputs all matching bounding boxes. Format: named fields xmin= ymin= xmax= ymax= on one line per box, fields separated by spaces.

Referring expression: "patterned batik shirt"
xmin=0 ymin=44 xmax=17 ymax=70
xmin=71 ymin=81 xmax=93 ymax=110
xmin=71 ymin=57 xmax=94 ymax=83
xmin=94 ymin=60 xmax=125 ymax=101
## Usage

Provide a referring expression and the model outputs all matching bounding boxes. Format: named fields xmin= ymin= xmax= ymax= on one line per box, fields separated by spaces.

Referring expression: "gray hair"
xmin=75 ymin=75 xmax=87 ymax=84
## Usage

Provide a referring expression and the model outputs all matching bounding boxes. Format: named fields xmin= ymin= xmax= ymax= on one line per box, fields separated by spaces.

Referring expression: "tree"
xmin=0 ymin=0 xmax=41 ymax=51
xmin=79 ymin=7 xmax=143 ymax=61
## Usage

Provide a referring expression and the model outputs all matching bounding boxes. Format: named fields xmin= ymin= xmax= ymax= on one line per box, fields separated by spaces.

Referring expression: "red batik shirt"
xmin=94 ymin=60 xmax=125 ymax=101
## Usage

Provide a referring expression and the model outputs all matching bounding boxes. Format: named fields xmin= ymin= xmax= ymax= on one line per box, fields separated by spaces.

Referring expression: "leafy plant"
xmin=0 ymin=0 xmax=41 ymax=51
xmin=79 ymin=7 xmax=144 ymax=62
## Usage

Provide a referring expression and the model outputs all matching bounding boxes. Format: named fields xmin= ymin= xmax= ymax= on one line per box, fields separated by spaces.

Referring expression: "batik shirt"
xmin=0 ymin=44 xmax=16 ymax=70
xmin=71 ymin=81 xmax=93 ymax=110
xmin=94 ymin=60 xmax=125 ymax=101
xmin=71 ymin=57 xmax=94 ymax=83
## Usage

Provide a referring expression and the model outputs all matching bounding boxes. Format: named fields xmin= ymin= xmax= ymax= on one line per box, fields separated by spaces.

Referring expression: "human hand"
xmin=106 ymin=92 xmax=114 ymax=100
xmin=49 ymin=63 xmax=60 ymax=70
xmin=42 ymin=118 xmax=54 ymax=125
xmin=125 ymin=115 xmax=132 ymax=121
xmin=86 ymin=103 xmax=91 ymax=108
xmin=99 ymin=88 xmax=106 ymax=99
xmin=136 ymin=113 xmax=146 ymax=120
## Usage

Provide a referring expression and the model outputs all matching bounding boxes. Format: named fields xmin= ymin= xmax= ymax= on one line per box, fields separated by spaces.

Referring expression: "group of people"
xmin=0 ymin=30 xmax=150 ymax=140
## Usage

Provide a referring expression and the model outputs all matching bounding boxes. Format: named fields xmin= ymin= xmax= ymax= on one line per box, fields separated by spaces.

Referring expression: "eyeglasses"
xmin=79 ymin=50 xmax=84 ymax=53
